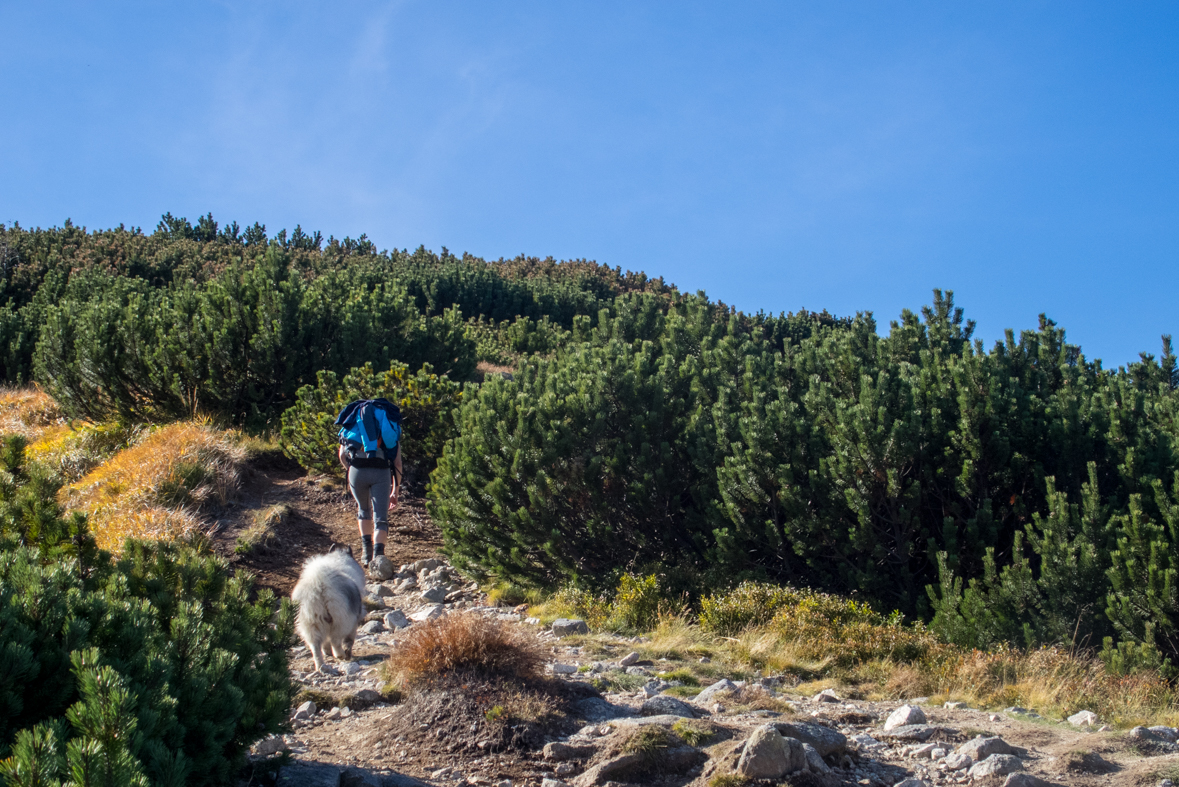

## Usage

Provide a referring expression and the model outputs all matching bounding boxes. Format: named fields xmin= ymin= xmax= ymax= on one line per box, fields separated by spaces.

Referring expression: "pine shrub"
xmin=0 ymin=437 xmax=296 ymax=786
xmin=278 ymin=360 xmax=462 ymax=478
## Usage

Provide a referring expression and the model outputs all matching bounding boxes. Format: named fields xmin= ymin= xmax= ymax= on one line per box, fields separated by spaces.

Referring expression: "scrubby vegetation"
xmin=0 ymin=438 xmax=294 ymax=786
xmin=386 ymin=613 xmax=546 ymax=686
xmin=4 ymin=213 xmax=1179 ymax=754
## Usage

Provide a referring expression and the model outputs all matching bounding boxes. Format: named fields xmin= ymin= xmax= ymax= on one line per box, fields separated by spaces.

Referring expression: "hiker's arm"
xmin=338 ymin=444 xmax=350 ymax=472
xmin=389 ymin=447 xmax=402 ymax=507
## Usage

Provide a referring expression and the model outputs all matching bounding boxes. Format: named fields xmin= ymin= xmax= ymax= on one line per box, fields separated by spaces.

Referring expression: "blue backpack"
xmin=335 ymin=398 xmax=402 ymax=468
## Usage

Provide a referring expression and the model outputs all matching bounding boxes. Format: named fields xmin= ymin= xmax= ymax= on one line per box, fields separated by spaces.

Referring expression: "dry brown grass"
xmin=0 ymin=387 xmax=66 ymax=440
xmin=386 ymin=613 xmax=546 ymax=686
xmin=63 ymin=420 xmax=247 ymax=551
xmin=926 ymin=645 xmax=1177 ymax=727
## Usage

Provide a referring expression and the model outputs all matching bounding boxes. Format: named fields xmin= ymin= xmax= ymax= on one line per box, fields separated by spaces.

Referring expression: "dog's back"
xmin=292 ymin=544 xmax=366 ymax=671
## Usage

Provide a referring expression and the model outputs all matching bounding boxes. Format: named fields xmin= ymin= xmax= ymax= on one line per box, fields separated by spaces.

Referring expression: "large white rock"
xmin=409 ymin=604 xmax=445 ymax=622
xmin=292 ymin=700 xmax=317 ymax=720
xmin=1068 ymin=710 xmax=1098 ymax=727
xmin=884 ymin=704 xmax=927 ymax=730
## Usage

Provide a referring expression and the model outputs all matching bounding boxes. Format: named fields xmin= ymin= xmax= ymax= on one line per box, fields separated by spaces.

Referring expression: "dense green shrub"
xmin=431 ymin=289 xmax=1179 ymax=663
xmin=33 ymin=255 xmax=475 ymax=427
xmin=0 ymin=436 xmax=295 ymax=786
xmin=430 ymin=294 xmax=745 ymax=586
xmin=0 ymin=218 xmax=672 ymax=390
xmin=278 ymin=360 xmax=462 ymax=478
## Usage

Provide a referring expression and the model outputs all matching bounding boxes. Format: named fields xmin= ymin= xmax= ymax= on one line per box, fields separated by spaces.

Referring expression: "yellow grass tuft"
xmin=26 ymin=422 xmax=134 ymax=482
xmin=64 ymin=420 xmax=247 ymax=551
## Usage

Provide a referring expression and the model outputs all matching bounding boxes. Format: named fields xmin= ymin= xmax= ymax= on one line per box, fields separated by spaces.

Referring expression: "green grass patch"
xmin=672 ymin=719 xmax=714 ymax=746
xmin=657 ymin=667 xmax=700 ymax=686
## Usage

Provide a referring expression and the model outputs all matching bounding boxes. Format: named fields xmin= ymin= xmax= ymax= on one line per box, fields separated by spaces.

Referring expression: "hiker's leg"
xmin=371 ymin=471 xmax=392 ymax=556
xmin=348 ymin=466 xmax=375 ymax=563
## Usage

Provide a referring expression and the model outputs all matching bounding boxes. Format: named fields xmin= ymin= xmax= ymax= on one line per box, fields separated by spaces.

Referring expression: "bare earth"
xmin=212 ymin=456 xmax=1179 ymax=787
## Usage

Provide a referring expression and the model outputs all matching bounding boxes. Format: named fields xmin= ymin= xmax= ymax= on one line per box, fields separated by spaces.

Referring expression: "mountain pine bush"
xmin=0 ymin=436 xmax=295 ymax=786
xmin=279 ymin=360 xmax=462 ymax=478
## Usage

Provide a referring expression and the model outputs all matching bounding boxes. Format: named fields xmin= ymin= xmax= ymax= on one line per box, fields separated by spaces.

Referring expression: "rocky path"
xmin=220 ymin=460 xmax=1179 ymax=787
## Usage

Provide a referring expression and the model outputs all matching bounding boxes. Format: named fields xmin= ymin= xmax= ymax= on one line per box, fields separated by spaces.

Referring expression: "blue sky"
xmin=2 ymin=2 xmax=1176 ymax=366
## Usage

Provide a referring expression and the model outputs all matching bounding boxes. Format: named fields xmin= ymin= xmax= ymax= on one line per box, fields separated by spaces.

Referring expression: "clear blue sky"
xmin=2 ymin=2 xmax=1176 ymax=367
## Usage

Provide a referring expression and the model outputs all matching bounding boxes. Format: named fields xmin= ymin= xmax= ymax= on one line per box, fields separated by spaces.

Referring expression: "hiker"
xmin=335 ymin=399 xmax=403 ymax=566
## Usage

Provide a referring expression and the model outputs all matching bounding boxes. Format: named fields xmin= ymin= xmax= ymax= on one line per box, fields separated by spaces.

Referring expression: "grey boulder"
xmin=640 ymin=695 xmax=697 ymax=718
xmin=884 ymin=704 xmax=927 ymax=730
xmin=771 ymin=721 xmax=847 ymax=757
xmin=384 ymin=610 xmax=409 ymax=629
xmin=1149 ymin=726 xmax=1179 ymax=743
xmin=736 ymin=725 xmax=807 ymax=779
xmin=1002 ymin=775 xmax=1062 ymax=787
xmin=368 ymin=556 xmax=395 ymax=581
xmin=278 ymin=763 xmax=340 ymax=787
xmin=878 ymin=725 xmax=952 ymax=742
xmin=968 ymin=754 xmax=1024 ymax=779
xmin=957 ymin=735 xmax=1018 ymax=761
xmin=693 ymin=678 xmax=738 ymax=706
xmin=572 ymin=697 xmax=626 ymax=722
xmin=552 ymin=618 xmax=590 ymax=637
xmin=802 ymin=743 xmax=830 ymax=774
xmin=543 ymin=741 xmax=596 ymax=761
xmin=420 ymin=585 xmax=448 ymax=603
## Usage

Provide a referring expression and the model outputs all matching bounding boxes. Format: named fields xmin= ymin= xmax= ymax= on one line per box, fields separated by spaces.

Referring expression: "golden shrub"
xmin=387 ymin=612 xmax=545 ymax=685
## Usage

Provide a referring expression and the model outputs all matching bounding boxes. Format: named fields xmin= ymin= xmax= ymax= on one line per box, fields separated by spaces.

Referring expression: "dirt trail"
xmin=213 ymin=453 xmax=443 ymax=596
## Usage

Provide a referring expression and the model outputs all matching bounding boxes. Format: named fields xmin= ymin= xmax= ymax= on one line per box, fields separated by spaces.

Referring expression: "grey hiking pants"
xmin=347 ymin=465 xmax=392 ymax=531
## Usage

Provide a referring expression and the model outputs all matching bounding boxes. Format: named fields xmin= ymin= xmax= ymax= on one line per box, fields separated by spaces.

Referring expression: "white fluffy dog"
xmin=291 ymin=544 xmax=366 ymax=673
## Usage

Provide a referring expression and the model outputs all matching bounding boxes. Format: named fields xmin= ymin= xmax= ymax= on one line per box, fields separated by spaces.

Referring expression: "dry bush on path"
xmin=387 ymin=612 xmax=546 ymax=686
